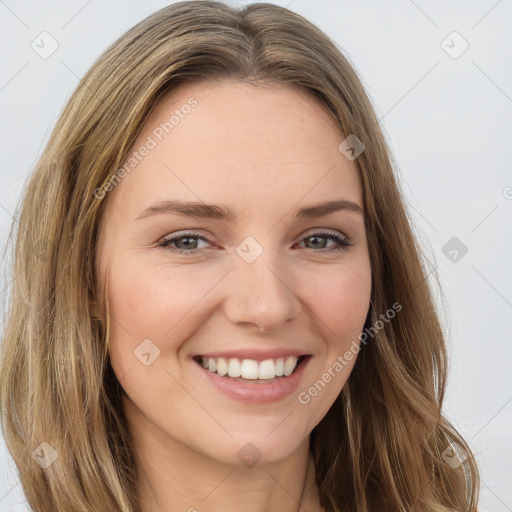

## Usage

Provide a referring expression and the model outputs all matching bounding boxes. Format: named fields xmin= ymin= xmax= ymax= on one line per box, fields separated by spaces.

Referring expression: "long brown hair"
xmin=0 ymin=1 xmax=479 ymax=511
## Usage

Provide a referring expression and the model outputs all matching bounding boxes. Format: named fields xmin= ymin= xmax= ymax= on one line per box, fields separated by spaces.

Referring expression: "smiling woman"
xmin=0 ymin=1 xmax=479 ymax=512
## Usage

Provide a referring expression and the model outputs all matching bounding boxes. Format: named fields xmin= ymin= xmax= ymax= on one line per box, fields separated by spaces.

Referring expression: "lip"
xmin=191 ymin=354 xmax=311 ymax=404
xmin=194 ymin=348 xmax=309 ymax=362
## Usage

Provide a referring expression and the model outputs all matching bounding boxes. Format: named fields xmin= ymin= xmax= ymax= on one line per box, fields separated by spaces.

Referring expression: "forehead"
xmin=107 ymin=80 xmax=362 ymax=220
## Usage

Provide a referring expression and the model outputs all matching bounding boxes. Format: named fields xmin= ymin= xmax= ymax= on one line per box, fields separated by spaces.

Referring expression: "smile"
xmin=197 ymin=355 xmax=305 ymax=380
xmin=192 ymin=354 xmax=311 ymax=403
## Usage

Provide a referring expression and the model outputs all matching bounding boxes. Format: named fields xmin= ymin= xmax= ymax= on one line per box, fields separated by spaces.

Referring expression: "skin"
xmin=96 ymin=80 xmax=372 ymax=512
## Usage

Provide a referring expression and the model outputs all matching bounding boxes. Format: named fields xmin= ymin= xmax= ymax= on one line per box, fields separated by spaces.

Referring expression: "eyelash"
xmin=157 ymin=230 xmax=353 ymax=256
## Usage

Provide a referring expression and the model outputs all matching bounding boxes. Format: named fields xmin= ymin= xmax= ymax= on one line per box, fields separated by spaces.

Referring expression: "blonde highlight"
xmin=0 ymin=2 xmax=479 ymax=511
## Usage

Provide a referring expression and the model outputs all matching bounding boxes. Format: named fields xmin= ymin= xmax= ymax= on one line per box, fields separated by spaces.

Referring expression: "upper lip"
xmin=193 ymin=348 xmax=310 ymax=361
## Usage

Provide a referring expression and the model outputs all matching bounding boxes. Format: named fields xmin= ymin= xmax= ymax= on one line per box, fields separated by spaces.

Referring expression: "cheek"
xmin=106 ymin=259 xmax=221 ymax=361
xmin=294 ymin=264 xmax=370 ymax=421
xmin=105 ymin=259 xmax=215 ymax=413
xmin=301 ymin=261 xmax=372 ymax=342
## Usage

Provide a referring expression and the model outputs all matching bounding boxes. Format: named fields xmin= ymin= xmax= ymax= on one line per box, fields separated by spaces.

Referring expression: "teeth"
xmin=284 ymin=356 xmax=298 ymax=376
xmin=258 ymin=359 xmax=275 ymax=379
xmin=216 ymin=357 xmax=228 ymax=376
xmin=227 ymin=358 xmax=241 ymax=377
xmin=240 ymin=359 xmax=259 ymax=379
xmin=200 ymin=355 xmax=300 ymax=380
xmin=275 ymin=358 xmax=284 ymax=377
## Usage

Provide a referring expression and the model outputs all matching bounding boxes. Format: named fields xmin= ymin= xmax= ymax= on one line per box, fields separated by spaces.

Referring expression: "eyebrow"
xmin=135 ymin=198 xmax=364 ymax=222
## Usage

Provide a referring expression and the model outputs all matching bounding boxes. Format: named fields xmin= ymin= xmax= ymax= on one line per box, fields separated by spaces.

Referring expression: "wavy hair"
xmin=0 ymin=1 xmax=479 ymax=511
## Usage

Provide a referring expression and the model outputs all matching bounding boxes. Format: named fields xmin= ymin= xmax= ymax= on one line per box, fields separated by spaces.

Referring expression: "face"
xmin=96 ymin=80 xmax=372 ymax=467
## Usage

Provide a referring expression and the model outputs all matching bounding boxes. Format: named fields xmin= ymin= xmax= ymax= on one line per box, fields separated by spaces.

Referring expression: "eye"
xmin=157 ymin=229 xmax=352 ymax=256
xmin=294 ymin=230 xmax=353 ymax=253
xmin=157 ymin=232 xmax=212 ymax=256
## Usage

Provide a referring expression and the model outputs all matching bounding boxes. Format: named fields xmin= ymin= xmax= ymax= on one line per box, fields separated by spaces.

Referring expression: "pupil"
xmin=308 ymin=235 xmax=325 ymax=249
xmin=179 ymin=237 xmax=195 ymax=249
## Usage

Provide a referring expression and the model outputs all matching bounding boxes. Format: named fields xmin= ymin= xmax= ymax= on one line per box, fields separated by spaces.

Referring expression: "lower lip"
xmin=192 ymin=356 xmax=311 ymax=404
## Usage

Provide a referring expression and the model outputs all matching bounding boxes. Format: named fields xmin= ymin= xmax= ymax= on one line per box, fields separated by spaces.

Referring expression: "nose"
xmin=222 ymin=245 xmax=302 ymax=334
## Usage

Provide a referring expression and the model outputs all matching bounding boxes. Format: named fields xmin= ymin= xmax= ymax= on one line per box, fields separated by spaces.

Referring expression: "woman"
xmin=0 ymin=1 xmax=480 ymax=511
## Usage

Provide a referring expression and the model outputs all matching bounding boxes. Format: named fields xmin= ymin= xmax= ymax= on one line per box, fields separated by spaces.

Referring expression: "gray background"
xmin=1 ymin=0 xmax=511 ymax=510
